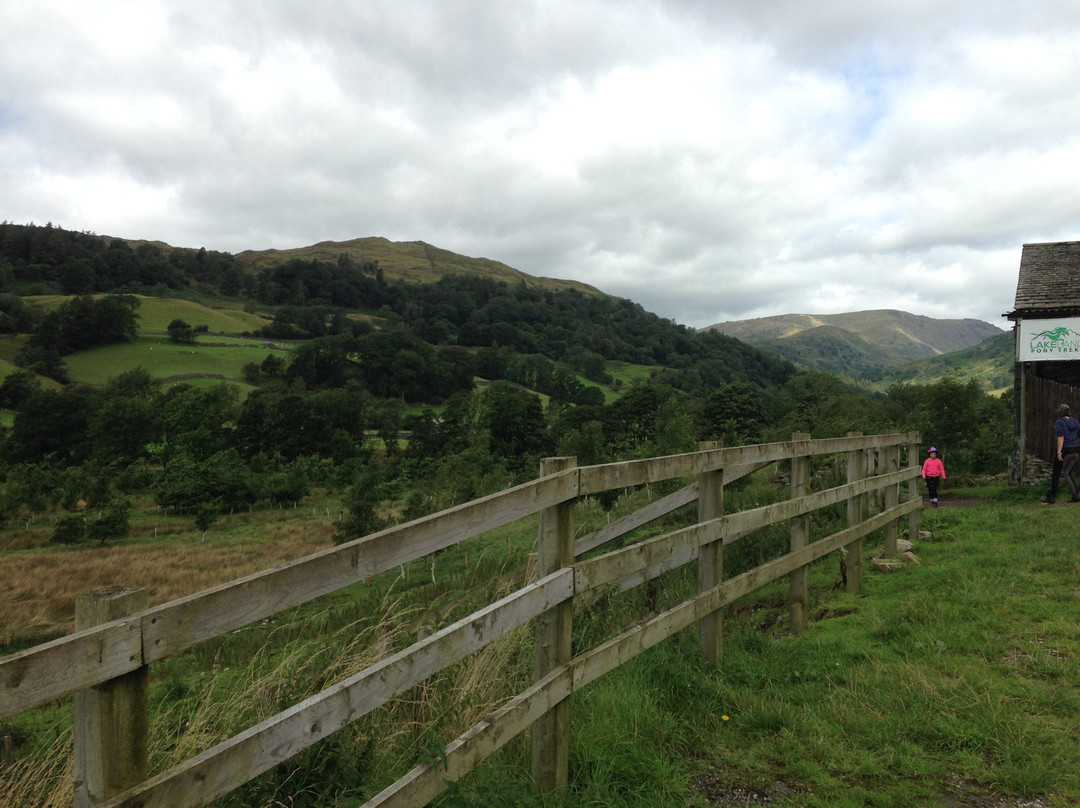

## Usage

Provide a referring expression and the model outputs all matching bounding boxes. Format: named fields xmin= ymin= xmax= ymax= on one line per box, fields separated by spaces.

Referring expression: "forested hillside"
xmin=0 ymin=222 xmax=1012 ymax=552
xmin=710 ymin=309 xmax=1005 ymax=382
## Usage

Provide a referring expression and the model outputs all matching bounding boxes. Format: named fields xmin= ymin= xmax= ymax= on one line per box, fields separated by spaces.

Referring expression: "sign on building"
xmin=1018 ymin=317 xmax=1080 ymax=361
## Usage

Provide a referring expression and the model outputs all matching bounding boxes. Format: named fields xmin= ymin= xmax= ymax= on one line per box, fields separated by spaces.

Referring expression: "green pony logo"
xmin=1032 ymin=326 xmax=1073 ymax=343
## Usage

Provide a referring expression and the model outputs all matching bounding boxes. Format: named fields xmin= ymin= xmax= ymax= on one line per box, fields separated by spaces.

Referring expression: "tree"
xmin=51 ymin=514 xmax=86 ymax=545
xmin=704 ymin=382 xmax=765 ymax=445
xmin=94 ymin=295 xmax=140 ymax=343
xmin=335 ymin=462 xmax=387 ymax=544
xmin=234 ymin=388 xmax=314 ymax=460
xmin=478 ymin=382 xmax=550 ymax=466
xmin=193 ymin=501 xmax=221 ymax=542
xmin=0 ymin=369 xmax=42 ymax=409
xmin=261 ymin=353 xmax=285 ymax=377
xmin=156 ymin=383 xmax=238 ymax=462
xmin=90 ymin=369 xmax=162 ymax=466
xmin=154 ymin=450 xmax=255 ymax=512
xmin=86 ymin=501 xmax=131 ymax=545
xmin=5 ymin=386 xmax=94 ymax=465
xmin=167 ymin=318 xmax=195 ymax=344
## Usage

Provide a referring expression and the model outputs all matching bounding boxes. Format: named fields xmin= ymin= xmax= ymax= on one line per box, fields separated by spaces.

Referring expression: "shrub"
xmin=50 ymin=514 xmax=86 ymax=544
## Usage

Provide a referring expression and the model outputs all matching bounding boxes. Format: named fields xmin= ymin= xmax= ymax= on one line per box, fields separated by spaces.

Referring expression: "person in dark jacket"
xmin=1042 ymin=403 xmax=1080 ymax=505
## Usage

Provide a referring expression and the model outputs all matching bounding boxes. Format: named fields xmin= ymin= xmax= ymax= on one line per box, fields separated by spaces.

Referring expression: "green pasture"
xmin=21 ymin=294 xmax=271 ymax=336
xmin=63 ymin=335 xmax=291 ymax=386
xmin=608 ymin=360 xmax=661 ymax=387
xmin=132 ymin=296 xmax=271 ymax=335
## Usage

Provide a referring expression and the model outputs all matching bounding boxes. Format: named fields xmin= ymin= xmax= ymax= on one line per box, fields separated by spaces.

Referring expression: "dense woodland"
xmin=0 ymin=223 xmax=1012 ymax=546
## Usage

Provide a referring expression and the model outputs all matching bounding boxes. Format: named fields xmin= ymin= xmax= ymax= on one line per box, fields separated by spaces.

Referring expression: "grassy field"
xmin=3 ymin=481 xmax=1080 ymax=807
xmin=62 ymin=334 xmax=292 ymax=386
xmin=0 ymin=296 xmax=290 ymax=392
xmin=21 ymin=295 xmax=271 ymax=335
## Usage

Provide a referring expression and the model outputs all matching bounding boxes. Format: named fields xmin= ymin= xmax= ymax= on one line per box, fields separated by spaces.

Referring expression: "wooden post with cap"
xmin=73 ymin=585 xmax=148 ymax=808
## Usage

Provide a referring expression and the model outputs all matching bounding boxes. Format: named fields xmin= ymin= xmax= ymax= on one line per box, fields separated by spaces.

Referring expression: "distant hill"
xmin=232 ymin=237 xmax=603 ymax=296
xmin=707 ymin=310 xmax=1005 ymax=380
xmin=875 ymin=329 xmax=1014 ymax=395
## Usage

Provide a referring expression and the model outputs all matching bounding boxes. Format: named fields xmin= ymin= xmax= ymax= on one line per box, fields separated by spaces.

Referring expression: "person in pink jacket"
xmin=921 ymin=446 xmax=946 ymax=508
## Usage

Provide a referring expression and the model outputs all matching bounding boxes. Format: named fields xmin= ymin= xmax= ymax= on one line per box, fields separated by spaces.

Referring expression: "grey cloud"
xmin=2 ymin=0 xmax=1077 ymax=332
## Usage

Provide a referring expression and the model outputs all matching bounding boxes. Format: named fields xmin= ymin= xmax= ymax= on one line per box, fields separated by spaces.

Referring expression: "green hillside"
xmin=709 ymin=309 xmax=1005 ymax=378
xmin=233 ymin=236 xmax=602 ymax=296
xmin=757 ymin=325 xmax=897 ymax=380
xmin=875 ymin=330 xmax=1014 ymax=395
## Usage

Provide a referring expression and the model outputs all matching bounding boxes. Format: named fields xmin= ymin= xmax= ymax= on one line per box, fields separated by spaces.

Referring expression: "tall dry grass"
xmin=0 ymin=520 xmax=334 ymax=649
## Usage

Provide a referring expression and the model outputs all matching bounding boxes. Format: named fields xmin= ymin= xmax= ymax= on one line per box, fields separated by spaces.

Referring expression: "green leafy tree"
xmin=193 ymin=500 xmax=222 ymax=542
xmin=86 ymin=501 xmax=131 ymax=545
xmin=94 ymin=295 xmax=140 ymax=343
xmin=478 ymin=382 xmax=550 ymax=467
xmin=0 ymin=369 xmax=42 ymax=409
xmin=51 ymin=514 xmax=86 ymax=545
xmin=154 ymin=450 xmax=254 ymax=512
xmin=90 ymin=369 xmax=162 ymax=466
xmin=5 ymin=386 xmax=94 ymax=465
xmin=234 ymin=389 xmax=314 ymax=460
xmin=704 ymin=382 xmax=765 ymax=445
xmin=167 ymin=318 xmax=195 ymax=344
xmin=156 ymin=383 xmax=238 ymax=462
xmin=335 ymin=462 xmax=387 ymax=544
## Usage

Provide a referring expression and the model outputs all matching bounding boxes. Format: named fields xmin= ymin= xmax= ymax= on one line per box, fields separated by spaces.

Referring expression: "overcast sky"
xmin=4 ymin=1 xmax=1079 ymax=330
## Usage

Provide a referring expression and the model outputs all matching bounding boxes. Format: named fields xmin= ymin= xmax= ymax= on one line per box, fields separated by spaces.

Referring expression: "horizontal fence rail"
xmin=0 ymin=431 xmax=921 ymax=808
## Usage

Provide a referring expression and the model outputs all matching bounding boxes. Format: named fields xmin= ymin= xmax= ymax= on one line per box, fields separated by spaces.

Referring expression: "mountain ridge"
xmin=707 ymin=309 xmax=1005 ymax=379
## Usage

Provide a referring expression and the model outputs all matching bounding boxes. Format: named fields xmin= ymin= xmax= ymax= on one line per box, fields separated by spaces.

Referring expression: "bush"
xmin=51 ymin=514 xmax=86 ymax=544
xmin=86 ymin=501 xmax=131 ymax=545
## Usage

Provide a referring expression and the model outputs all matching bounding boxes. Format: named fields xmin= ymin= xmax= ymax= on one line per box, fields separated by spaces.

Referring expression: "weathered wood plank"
xmin=365 ymin=668 xmax=574 ymax=808
xmin=0 ymin=616 xmax=142 ymax=720
xmin=846 ymin=433 xmax=866 ymax=594
xmin=789 ymin=433 xmax=811 ymax=633
xmin=575 ymin=433 xmax=918 ymax=495
xmin=99 ymin=570 xmax=574 ymax=808
xmin=532 ymin=457 xmax=575 ymax=796
xmin=697 ymin=442 xmax=724 ymax=668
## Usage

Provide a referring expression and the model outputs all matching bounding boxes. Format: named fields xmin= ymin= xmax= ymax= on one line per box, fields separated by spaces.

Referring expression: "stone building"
xmin=1004 ymin=240 xmax=1080 ymax=483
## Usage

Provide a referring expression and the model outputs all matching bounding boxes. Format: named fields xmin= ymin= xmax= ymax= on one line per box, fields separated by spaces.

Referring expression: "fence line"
xmin=0 ymin=431 xmax=921 ymax=808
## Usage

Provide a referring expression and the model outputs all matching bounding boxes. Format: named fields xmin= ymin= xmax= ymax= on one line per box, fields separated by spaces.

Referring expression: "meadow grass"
xmin=20 ymin=295 xmax=270 ymax=335
xmin=0 ymin=296 xmax=278 ymax=389
xmin=607 ymin=361 xmax=661 ymax=388
xmin=4 ymin=486 xmax=1080 ymax=807
xmin=62 ymin=334 xmax=290 ymax=386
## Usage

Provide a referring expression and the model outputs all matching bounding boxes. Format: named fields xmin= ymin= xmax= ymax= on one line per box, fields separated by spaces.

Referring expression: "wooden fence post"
xmin=74 ymin=585 xmax=148 ymax=808
xmin=882 ymin=439 xmax=900 ymax=557
xmin=696 ymin=440 xmax=724 ymax=668
xmin=846 ymin=432 xmax=865 ymax=594
xmin=907 ymin=435 xmax=921 ymax=540
xmin=789 ymin=433 xmax=810 ymax=633
xmin=532 ymin=456 xmax=576 ymax=797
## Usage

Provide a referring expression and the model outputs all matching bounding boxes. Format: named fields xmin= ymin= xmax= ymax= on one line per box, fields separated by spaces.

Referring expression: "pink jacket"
xmin=922 ymin=457 xmax=946 ymax=479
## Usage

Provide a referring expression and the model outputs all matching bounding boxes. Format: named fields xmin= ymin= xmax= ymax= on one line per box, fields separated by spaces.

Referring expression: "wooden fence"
xmin=0 ymin=431 xmax=921 ymax=807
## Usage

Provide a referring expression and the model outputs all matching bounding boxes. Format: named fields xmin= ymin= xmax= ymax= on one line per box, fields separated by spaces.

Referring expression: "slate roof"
xmin=1008 ymin=241 xmax=1080 ymax=319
